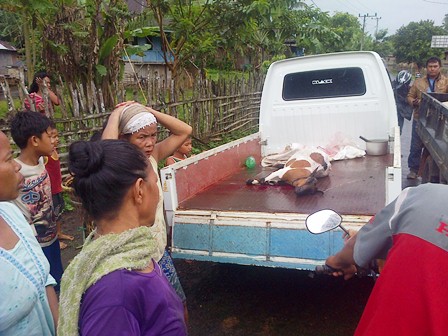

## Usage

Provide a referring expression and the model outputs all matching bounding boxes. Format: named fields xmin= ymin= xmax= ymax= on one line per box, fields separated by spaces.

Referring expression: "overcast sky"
xmin=305 ymin=0 xmax=448 ymax=35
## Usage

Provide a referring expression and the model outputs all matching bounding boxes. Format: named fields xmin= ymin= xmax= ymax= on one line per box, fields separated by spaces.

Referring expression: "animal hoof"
xmin=246 ymin=179 xmax=259 ymax=185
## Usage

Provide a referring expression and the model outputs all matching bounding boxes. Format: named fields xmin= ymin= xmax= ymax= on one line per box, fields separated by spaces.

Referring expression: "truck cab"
xmin=260 ymin=52 xmax=398 ymax=156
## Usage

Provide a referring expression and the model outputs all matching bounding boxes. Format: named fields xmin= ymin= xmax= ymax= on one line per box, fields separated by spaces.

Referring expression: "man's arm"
xmin=407 ymin=82 xmax=420 ymax=107
xmin=326 ymin=188 xmax=406 ymax=280
xmin=325 ymin=234 xmax=358 ymax=280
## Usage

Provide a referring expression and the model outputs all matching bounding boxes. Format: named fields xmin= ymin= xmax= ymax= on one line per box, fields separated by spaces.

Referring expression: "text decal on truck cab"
xmin=312 ymin=79 xmax=333 ymax=85
xmin=283 ymin=67 xmax=366 ymax=101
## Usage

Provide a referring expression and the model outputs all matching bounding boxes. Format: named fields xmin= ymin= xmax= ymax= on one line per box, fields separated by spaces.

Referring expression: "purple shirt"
xmin=79 ymin=261 xmax=186 ymax=335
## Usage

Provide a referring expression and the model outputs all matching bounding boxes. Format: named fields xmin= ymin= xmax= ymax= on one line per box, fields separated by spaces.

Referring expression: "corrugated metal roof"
xmin=0 ymin=40 xmax=17 ymax=52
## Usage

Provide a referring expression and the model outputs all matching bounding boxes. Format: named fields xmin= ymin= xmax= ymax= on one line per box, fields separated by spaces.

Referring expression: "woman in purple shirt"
xmin=58 ymin=140 xmax=186 ymax=335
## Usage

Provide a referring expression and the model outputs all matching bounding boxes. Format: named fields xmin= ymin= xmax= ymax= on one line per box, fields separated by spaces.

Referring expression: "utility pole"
xmin=359 ymin=13 xmax=377 ymax=50
xmin=372 ymin=16 xmax=382 ymax=41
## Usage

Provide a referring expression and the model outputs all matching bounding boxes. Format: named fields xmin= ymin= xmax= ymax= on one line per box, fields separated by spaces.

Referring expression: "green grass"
xmin=125 ymin=87 xmax=148 ymax=103
xmin=63 ymin=192 xmax=75 ymax=211
xmin=0 ymin=99 xmax=66 ymax=120
xmin=0 ymin=99 xmax=22 ymax=119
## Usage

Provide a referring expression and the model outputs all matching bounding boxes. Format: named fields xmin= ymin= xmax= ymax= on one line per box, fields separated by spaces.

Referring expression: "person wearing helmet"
xmin=406 ymin=57 xmax=448 ymax=179
xmin=393 ymin=70 xmax=413 ymax=134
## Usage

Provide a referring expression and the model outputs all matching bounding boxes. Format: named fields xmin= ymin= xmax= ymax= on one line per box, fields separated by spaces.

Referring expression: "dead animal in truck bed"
xmin=246 ymin=148 xmax=331 ymax=196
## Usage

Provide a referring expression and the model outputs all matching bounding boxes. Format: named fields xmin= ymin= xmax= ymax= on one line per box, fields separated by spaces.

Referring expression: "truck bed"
xmin=178 ymin=154 xmax=392 ymax=216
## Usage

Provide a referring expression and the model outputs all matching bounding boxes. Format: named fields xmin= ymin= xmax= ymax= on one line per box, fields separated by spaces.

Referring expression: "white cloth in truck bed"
xmin=261 ymin=133 xmax=365 ymax=167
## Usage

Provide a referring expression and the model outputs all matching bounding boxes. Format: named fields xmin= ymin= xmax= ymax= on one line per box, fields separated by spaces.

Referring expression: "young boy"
xmin=45 ymin=120 xmax=73 ymax=250
xmin=10 ymin=111 xmax=63 ymax=292
xmin=165 ymin=136 xmax=193 ymax=166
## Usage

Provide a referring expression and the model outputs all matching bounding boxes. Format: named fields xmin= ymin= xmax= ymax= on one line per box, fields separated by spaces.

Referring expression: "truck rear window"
xmin=282 ymin=67 xmax=366 ymax=100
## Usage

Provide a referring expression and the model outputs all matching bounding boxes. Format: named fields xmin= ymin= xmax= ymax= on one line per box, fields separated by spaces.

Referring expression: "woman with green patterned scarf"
xmin=58 ymin=140 xmax=187 ymax=335
xmin=103 ymin=101 xmax=192 ymax=323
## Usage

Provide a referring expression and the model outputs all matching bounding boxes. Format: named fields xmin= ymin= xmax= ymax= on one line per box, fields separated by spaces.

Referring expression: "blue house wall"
xmin=125 ymin=37 xmax=174 ymax=64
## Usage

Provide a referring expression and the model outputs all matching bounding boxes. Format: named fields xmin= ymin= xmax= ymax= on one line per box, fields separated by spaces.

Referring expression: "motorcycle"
xmin=305 ymin=209 xmax=377 ymax=279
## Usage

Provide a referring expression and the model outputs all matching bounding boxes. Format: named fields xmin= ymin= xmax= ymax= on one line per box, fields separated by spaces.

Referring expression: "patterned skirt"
xmin=158 ymin=249 xmax=186 ymax=303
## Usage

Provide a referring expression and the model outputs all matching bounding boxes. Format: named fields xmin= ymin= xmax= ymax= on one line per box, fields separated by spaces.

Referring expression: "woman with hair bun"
xmin=102 ymin=102 xmax=192 ymax=321
xmin=58 ymin=140 xmax=187 ymax=336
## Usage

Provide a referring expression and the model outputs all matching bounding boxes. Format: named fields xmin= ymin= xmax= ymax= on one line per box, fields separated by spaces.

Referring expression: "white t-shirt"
xmin=11 ymin=158 xmax=56 ymax=247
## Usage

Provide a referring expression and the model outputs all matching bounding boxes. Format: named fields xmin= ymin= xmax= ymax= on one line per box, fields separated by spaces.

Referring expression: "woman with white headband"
xmin=102 ymin=102 xmax=192 ymax=322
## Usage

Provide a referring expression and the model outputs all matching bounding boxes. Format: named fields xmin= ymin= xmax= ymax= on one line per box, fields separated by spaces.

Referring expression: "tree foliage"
xmin=0 ymin=10 xmax=22 ymax=48
xmin=0 ymin=0 xmax=55 ymax=83
xmin=294 ymin=7 xmax=339 ymax=54
xmin=393 ymin=20 xmax=446 ymax=69
xmin=0 ymin=0 xmax=406 ymax=109
xmin=143 ymin=0 xmax=344 ymax=76
xmin=370 ymin=29 xmax=394 ymax=58
xmin=320 ymin=12 xmax=362 ymax=52
xmin=41 ymin=0 xmax=131 ymax=107
xmin=443 ymin=14 xmax=448 ymax=32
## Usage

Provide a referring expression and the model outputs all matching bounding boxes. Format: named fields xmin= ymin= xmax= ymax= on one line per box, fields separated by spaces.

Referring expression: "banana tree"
xmin=42 ymin=0 xmax=130 ymax=109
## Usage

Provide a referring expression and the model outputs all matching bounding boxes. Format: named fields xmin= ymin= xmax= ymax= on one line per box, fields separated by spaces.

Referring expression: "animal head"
xmin=293 ymin=167 xmax=320 ymax=196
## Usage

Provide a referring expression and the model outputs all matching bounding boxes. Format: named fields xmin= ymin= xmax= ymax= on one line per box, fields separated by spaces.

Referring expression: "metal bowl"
xmin=365 ymin=139 xmax=388 ymax=156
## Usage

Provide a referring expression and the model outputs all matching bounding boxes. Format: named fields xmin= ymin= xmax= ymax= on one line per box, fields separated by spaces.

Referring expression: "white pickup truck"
xmin=161 ymin=51 xmax=402 ymax=270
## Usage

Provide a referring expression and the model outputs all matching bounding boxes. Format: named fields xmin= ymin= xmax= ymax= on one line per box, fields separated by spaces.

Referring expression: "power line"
xmin=359 ymin=13 xmax=377 ymax=50
xmin=312 ymin=0 xmax=377 ymax=34
xmin=310 ymin=0 xmax=319 ymax=8
xmin=372 ymin=16 xmax=382 ymax=38
xmin=331 ymin=0 xmax=363 ymax=13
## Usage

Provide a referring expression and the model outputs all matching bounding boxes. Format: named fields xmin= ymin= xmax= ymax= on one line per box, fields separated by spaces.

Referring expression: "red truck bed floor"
xmin=178 ymin=155 xmax=392 ymax=216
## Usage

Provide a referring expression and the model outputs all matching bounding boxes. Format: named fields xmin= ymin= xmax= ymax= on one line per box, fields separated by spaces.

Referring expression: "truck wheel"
xmin=421 ymin=155 xmax=440 ymax=183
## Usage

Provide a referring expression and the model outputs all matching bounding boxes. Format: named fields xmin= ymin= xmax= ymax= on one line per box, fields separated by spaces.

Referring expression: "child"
xmin=45 ymin=120 xmax=74 ymax=249
xmin=165 ymin=137 xmax=193 ymax=166
xmin=24 ymin=71 xmax=60 ymax=114
xmin=10 ymin=111 xmax=63 ymax=292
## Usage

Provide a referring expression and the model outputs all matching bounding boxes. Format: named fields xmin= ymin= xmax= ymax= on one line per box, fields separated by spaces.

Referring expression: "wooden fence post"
xmin=98 ymin=87 xmax=105 ymax=113
xmin=0 ymin=76 xmax=16 ymax=114
xmin=68 ymin=83 xmax=80 ymax=117
xmin=40 ymin=81 xmax=53 ymax=118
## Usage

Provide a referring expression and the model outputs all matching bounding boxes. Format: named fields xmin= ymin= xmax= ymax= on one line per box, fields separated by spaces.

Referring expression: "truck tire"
xmin=421 ymin=155 xmax=440 ymax=183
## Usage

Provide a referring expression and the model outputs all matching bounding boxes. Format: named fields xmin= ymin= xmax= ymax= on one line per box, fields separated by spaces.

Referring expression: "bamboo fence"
xmin=0 ymin=71 xmax=265 ymax=176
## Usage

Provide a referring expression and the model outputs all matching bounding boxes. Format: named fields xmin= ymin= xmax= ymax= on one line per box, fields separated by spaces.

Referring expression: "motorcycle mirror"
xmin=306 ymin=209 xmax=343 ymax=234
